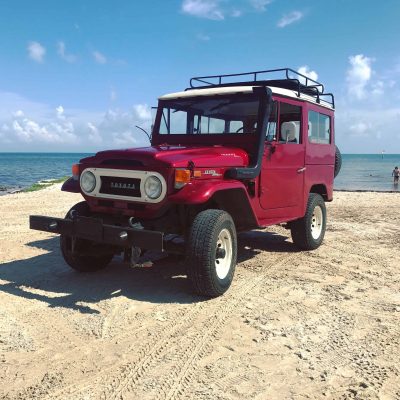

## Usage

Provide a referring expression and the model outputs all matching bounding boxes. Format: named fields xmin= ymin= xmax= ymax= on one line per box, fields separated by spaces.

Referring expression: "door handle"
xmin=297 ymin=167 xmax=306 ymax=173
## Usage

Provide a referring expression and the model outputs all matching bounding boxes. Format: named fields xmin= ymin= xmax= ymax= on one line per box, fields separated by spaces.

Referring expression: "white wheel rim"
xmin=311 ymin=205 xmax=323 ymax=240
xmin=215 ymin=228 xmax=233 ymax=280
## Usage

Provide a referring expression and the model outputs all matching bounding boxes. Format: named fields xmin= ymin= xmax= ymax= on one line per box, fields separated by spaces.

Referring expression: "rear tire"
xmin=60 ymin=202 xmax=114 ymax=272
xmin=186 ymin=210 xmax=237 ymax=298
xmin=291 ymin=193 xmax=326 ymax=250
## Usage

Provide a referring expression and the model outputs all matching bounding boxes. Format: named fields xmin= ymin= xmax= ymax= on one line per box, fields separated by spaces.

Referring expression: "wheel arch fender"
xmin=210 ymin=188 xmax=259 ymax=231
xmin=169 ymin=181 xmax=259 ymax=231
xmin=309 ymin=184 xmax=328 ymax=201
xmin=61 ymin=177 xmax=80 ymax=193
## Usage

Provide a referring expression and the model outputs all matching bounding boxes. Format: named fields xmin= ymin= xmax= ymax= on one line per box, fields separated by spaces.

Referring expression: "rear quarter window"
xmin=308 ymin=111 xmax=331 ymax=144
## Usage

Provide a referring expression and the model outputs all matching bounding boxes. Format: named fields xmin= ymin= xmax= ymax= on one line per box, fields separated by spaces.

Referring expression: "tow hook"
xmin=125 ymin=218 xmax=143 ymax=266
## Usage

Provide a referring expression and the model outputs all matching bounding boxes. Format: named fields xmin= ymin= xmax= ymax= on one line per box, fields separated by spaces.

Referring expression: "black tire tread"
xmin=60 ymin=202 xmax=113 ymax=272
xmin=187 ymin=209 xmax=237 ymax=298
xmin=291 ymin=193 xmax=326 ymax=250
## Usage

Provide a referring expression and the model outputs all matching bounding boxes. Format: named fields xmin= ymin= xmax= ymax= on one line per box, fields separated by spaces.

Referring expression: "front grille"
xmin=99 ymin=176 xmax=141 ymax=197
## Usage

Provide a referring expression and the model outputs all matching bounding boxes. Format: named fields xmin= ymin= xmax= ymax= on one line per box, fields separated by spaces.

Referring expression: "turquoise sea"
xmin=0 ymin=152 xmax=399 ymax=194
xmin=0 ymin=153 xmax=92 ymax=194
xmin=334 ymin=154 xmax=400 ymax=192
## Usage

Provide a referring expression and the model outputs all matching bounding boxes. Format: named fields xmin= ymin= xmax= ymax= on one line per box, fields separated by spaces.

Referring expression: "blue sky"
xmin=0 ymin=0 xmax=399 ymax=153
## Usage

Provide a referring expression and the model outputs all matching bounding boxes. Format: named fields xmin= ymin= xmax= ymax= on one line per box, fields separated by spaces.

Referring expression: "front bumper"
xmin=29 ymin=215 xmax=164 ymax=251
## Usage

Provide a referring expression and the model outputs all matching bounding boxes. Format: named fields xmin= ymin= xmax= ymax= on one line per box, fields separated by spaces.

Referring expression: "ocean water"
xmin=334 ymin=154 xmax=400 ymax=192
xmin=0 ymin=152 xmax=399 ymax=194
xmin=0 ymin=153 xmax=92 ymax=193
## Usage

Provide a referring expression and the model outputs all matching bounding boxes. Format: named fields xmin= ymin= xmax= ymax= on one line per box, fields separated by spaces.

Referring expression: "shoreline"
xmin=0 ymin=176 xmax=69 ymax=196
xmin=1 ymin=183 xmax=399 ymax=196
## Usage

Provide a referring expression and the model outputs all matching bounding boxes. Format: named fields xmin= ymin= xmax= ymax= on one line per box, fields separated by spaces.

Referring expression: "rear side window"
xmin=308 ymin=111 xmax=331 ymax=144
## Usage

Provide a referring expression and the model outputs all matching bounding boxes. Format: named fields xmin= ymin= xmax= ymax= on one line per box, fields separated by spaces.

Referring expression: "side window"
xmin=308 ymin=110 xmax=319 ymax=143
xmin=279 ymin=103 xmax=301 ymax=144
xmin=319 ymin=114 xmax=331 ymax=144
xmin=160 ymin=109 xmax=187 ymax=134
xmin=266 ymin=101 xmax=278 ymax=141
xmin=308 ymin=111 xmax=331 ymax=144
xmin=200 ymin=117 xmax=225 ymax=134
xmin=230 ymin=120 xmax=244 ymax=133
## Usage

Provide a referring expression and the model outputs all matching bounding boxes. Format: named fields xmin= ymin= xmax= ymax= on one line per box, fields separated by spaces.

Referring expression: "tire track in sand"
xmin=101 ymin=254 xmax=296 ymax=400
xmin=39 ymin=251 xmax=294 ymax=400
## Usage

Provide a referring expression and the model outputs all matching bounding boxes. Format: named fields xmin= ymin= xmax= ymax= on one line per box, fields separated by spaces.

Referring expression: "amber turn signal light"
xmin=72 ymin=164 xmax=79 ymax=180
xmin=174 ymin=169 xmax=191 ymax=189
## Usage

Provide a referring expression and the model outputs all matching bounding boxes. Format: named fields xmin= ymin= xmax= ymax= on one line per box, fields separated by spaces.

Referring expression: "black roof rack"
xmin=189 ymin=68 xmax=334 ymax=108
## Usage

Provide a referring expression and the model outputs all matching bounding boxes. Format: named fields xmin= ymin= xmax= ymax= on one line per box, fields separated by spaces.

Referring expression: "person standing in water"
xmin=392 ymin=166 xmax=400 ymax=184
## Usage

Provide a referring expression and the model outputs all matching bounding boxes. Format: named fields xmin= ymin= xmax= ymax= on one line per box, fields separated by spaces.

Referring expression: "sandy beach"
xmin=0 ymin=185 xmax=399 ymax=400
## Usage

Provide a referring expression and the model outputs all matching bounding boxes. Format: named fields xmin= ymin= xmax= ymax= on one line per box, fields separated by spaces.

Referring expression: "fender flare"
xmin=169 ymin=180 xmax=259 ymax=230
xmin=61 ymin=177 xmax=80 ymax=193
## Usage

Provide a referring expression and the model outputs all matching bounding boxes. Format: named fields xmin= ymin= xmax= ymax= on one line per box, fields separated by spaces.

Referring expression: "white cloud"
xmin=87 ymin=122 xmax=103 ymax=144
xmin=197 ymin=33 xmax=211 ymax=41
xmin=133 ymin=104 xmax=152 ymax=121
xmin=181 ymin=0 xmax=224 ymax=20
xmin=57 ymin=41 xmax=77 ymax=63
xmin=250 ymin=0 xmax=272 ymax=12
xmin=348 ymin=121 xmax=370 ymax=136
xmin=0 ymin=92 xmax=50 ymax=120
xmin=231 ymin=9 xmax=242 ymax=17
xmin=0 ymin=92 xmax=152 ymax=151
xmin=10 ymin=105 xmax=77 ymax=144
xmin=333 ymin=53 xmax=400 ymax=152
xmin=92 ymin=50 xmax=107 ymax=64
xmin=297 ymin=66 xmax=319 ymax=84
xmin=277 ymin=11 xmax=304 ymax=28
xmin=346 ymin=54 xmax=373 ymax=100
xmin=27 ymin=41 xmax=46 ymax=63
xmin=182 ymin=0 xmax=270 ymax=20
xmin=113 ymin=131 xmax=138 ymax=146
xmin=56 ymin=105 xmax=65 ymax=118
xmin=335 ymin=105 xmax=400 ymax=152
xmin=10 ymin=110 xmax=76 ymax=144
xmin=13 ymin=110 xmax=24 ymax=117
xmin=371 ymin=80 xmax=384 ymax=96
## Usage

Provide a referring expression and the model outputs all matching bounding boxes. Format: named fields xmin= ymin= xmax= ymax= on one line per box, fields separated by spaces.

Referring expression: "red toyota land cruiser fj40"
xmin=30 ymin=68 xmax=341 ymax=298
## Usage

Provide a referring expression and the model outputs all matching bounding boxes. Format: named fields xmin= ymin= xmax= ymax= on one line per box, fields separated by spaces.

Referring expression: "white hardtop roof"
xmin=159 ymin=85 xmax=334 ymax=110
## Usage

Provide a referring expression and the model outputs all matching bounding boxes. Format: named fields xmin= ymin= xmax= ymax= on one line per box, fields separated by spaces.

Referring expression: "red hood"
xmin=81 ymin=145 xmax=249 ymax=168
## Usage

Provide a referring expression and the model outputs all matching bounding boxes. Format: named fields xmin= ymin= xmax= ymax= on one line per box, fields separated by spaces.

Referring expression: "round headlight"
xmin=81 ymin=171 xmax=96 ymax=193
xmin=144 ymin=175 xmax=162 ymax=199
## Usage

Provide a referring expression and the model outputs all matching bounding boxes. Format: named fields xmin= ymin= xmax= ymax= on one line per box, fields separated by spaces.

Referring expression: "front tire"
xmin=291 ymin=193 xmax=326 ymax=250
xmin=60 ymin=202 xmax=114 ymax=272
xmin=186 ymin=210 xmax=237 ymax=298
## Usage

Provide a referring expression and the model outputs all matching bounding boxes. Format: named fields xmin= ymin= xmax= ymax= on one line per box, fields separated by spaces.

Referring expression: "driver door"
xmin=260 ymin=100 xmax=305 ymax=217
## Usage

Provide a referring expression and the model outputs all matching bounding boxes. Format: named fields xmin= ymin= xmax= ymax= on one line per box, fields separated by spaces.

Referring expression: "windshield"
xmin=157 ymin=93 xmax=260 ymax=135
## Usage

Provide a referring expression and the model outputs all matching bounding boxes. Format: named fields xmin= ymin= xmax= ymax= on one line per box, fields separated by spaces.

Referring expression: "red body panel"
xmin=303 ymin=102 xmax=335 ymax=202
xmin=81 ymin=145 xmax=248 ymax=169
xmin=169 ymin=179 xmax=248 ymax=204
xmin=68 ymin=93 xmax=335 ymax=228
